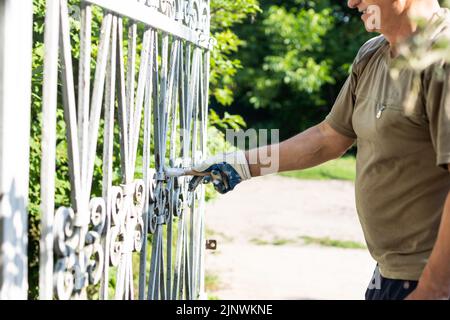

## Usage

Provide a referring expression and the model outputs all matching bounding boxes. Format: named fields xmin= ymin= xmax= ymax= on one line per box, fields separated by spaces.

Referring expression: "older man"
xmin=186 ymin=0 xmax=450 ymax=300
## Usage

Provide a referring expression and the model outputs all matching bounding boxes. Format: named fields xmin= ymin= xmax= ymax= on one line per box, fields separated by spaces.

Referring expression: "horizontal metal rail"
xmin=84 ymin=0 xmax=213 ymax=49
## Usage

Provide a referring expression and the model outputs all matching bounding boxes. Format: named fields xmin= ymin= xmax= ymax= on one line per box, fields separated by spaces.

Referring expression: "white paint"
xmin=39 ymin=0 xmax=60 ymax=300
xmin=85 ymin=0 xmax=212 ymax=49
xmin=0 ymin=0 xmax=33 ymax=300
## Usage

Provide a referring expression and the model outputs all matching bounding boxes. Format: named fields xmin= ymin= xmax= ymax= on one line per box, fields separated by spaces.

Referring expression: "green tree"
xmin=224 ymin=0 xmax=371 ymax=139
xmin=208 ymin=0 xmax=260 ymax=128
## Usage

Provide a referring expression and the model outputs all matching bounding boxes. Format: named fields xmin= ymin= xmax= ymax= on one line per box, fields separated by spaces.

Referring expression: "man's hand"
xmin=406 ymin=164 xmax=450 ymax=300
xmin=405 ymin=284 xmax=449 ymax=300
xmin=188 ymin=150 xmax=252 ymax=194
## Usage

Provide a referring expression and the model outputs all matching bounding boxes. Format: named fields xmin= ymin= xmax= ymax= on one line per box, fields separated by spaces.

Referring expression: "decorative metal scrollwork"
xmin=134 ymin=0 xmax=210 ymax=33
xmin=160 ymin=0 xmax=176 ymax=18
xmin=107 ymin=181 xmax=145 ymax=269
xmin=54 ymin=197 xmax=106 ymax=299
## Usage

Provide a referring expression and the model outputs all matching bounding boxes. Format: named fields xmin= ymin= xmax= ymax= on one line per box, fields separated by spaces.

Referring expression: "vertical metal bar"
xmin=130 ymin=28 xmax=152 ymax=177
xmin=174 ymin=43 xmax=189 ymax=300
xmin=172 ymin=217 xmax=184 ymax=300
xmin=152 ymin=31 xmax=160 ymax=170
xmin=59 ymin=0 xmax=82 ymax=216
xmin=179 ymin=230 xmax=186 ymax=300
xmin=190 ymin=49 xmax=200 ymax=158
xmin=159 ymin=232 xmax=166 ymax=300
xmin=156 ymin=34 xmax=169 ymax=172
xmin=184 ymin=214 xmax=191 ymax=300
xmin=151 ymin=30 xmax=160 ymax=169
xmin=78 ymin=3 xmax=92 ymax=197
xmin=148 ymin=224 xmax=160 ymax=300
xmin=85 ymin=13 xmax=112 ymax=198
xmin=147 ymin=31 xmax=160 ymax=301
xmin=182 ymin=42 xmax=193 ymax=300
xmin=138 ymin=28 xmax=155 ymax=301
xmin=201 ymin=51 xmax=209 ymax=156
xmin=184 ymin=43 xmax=192 ymax=157
xmin=0 ymin=0 xmax=33 ymax=300
xmin=189 ymin=48 xmax=200 ymax=299
xmin=195 ymin=51 xmax=205 ymax=299
xmin=115 ymin=253 xmax=125 ymax=299
xmin=197 ymin=50 xmax=210 ymax=300
xmin=170 ymin=41 xmax=184 ymax=300
xmin=166 ymin=38 xmax=181 ymax=301
xmin=125 ymin=22 xmax=137 ymax=182
xmin=169 ymin=41 xmax=181 ymax=163
xmin=178 ymin=43 xmax=187 ymax=158
xmin=35 ymin=0 xmax=59 ymax=301
xmin=163 ymin=39 xmax=179 ymax=146
xmin=128 ymin=257 xmax=134 ymax=299
xmin=166 ymin=207 xmax=173 ymax=300
xmin=197 ymin=198 xmax=206 ymax=299
xmin=100 ymin=14 xmax=118 ymax=300
xmin=116 ymin=17 xmax=129 ymax=184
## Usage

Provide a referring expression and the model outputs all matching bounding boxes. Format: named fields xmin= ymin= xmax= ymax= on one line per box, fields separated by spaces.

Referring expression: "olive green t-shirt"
xmin=325 ymin=11 xmax=450 ymax=280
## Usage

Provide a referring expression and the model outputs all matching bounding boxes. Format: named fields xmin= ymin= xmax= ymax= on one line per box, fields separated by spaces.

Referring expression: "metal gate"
xmin=0 ymin=0 xmax=212 ymax=300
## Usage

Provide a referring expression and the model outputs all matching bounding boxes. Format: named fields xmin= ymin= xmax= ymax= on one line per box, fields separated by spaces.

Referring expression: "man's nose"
xmin=347 ymin=0 xmax=362 ymax=9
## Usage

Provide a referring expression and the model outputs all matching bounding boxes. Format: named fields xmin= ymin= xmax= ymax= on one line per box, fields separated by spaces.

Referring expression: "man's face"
xmin=347 ymin=0 xmax=409 ymax=33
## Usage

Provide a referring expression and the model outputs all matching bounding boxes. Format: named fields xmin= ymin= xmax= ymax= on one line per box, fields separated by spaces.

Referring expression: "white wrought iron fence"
xmin=0 ymin=0 xmax=213 ymax=300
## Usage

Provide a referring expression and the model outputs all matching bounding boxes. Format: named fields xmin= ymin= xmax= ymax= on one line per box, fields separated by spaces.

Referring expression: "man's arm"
xmin=245 ymin=121 xmax=355 ymax=177
xmin=407 ymin=166 xmax=450 ymax=300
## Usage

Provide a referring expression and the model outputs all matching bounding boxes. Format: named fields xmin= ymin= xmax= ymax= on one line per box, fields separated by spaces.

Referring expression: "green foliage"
xmin=209 ymin=0 xmax=260 ymax=107
xmin=209 ymin=109 xmax=246 ymax=131
xmin=261 ymin=6 xmax=334 ymax=93
xmin=227 ymin=0 xmax=371 ymax=138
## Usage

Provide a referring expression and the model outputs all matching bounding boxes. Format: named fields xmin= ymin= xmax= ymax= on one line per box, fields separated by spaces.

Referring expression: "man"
xmin=186 ymin=0 xmax=450 ymax=300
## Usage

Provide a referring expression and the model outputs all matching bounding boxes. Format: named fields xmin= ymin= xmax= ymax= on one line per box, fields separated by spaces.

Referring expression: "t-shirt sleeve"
xmin=325 ymin=67 xmax=358 ymax=139
xmin=425 ymin=64 xmax=450 ymax=169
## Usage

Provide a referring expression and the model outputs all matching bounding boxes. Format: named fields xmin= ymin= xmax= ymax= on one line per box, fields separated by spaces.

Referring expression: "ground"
xmin=204 ymin=175 xmax=376 ymax=300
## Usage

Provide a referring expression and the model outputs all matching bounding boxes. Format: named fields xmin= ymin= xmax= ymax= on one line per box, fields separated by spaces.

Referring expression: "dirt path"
xmin=204 ymin=175 xmax=376 ymax=300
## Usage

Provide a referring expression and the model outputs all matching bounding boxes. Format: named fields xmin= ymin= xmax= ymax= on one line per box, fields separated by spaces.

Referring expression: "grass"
xmin=205 ymin=271 xmax=223 ymax=300
xmin=279 ymin=155 xmax=356 ymax=181
xmin=250 ymin=238 xmax=270 ymax=245
xmin=272 ymin=238 xmax=296 ymax=246
xmin=205 ymin=272 xmax=221 ymax=292
xmin=250 ymin=235 xmax=367 ymax=250
xmin=299 ymin=236 xmax=367 ymax=249
xmin=250 ymin=237 xmax=296 ymax=246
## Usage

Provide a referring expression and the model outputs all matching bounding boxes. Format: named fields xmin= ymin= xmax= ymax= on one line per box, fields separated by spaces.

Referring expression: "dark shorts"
xmin=365 ymin=265 xmax=418 ymax=300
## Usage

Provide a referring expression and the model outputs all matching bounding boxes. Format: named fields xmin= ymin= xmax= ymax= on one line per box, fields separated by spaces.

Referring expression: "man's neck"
xmin=384 ymin=0 xmax=441 ymax=48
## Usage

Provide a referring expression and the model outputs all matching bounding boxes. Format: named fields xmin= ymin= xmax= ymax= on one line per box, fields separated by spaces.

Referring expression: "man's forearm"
xmin=414 ymin=191 xmax=450 ymax=299
xmin=245 ymin=122 xmax=354 ymax=177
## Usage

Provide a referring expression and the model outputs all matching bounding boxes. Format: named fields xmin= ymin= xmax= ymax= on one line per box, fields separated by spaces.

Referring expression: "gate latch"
xmin=205 ymin=239 xmax=217 ymax=250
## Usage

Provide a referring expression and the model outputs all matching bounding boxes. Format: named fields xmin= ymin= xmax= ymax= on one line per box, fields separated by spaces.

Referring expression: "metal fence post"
xmin=0 ymin=0 xmax=33 ymax=299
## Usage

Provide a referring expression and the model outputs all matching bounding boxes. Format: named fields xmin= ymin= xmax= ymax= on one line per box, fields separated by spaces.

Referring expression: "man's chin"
xmin=364 ymin=26 xmax=381 ymax=33
xmin=361 ymin=11 xmax=382 ymax=33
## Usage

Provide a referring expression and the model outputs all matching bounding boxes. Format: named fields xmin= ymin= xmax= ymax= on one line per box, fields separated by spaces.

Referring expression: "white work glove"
xmin=189 ymin=150 xmax=252 ymax=194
